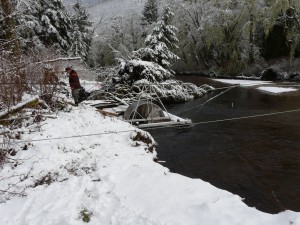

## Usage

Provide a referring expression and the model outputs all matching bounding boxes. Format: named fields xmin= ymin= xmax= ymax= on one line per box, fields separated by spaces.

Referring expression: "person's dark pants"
xmin=72 ymin=88 xmax=80 ymax=105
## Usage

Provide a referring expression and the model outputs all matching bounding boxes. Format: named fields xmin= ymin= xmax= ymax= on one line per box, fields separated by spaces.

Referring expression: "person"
xmin=65 ymin=67 xmax=82 ymax=106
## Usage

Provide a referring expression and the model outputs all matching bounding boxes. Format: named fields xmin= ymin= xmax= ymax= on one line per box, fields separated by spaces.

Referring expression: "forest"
xmin=87 ymin=0 xmax=300 ymax=77
xmin=1 ymin=0 xmax=300 ymax=108
xmin=1 ymin=0 xmax=300 ymax=73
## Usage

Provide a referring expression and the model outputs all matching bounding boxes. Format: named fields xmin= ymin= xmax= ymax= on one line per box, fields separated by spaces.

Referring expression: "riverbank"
xmin=176 ymin=65 xmax=300 ymax=82
xmin=1 ymin=103 xmax=300 ymax=224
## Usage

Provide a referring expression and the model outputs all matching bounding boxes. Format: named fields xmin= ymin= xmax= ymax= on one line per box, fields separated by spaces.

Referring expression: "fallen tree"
xmin=0 ymin=96 xmax=40 ymax=120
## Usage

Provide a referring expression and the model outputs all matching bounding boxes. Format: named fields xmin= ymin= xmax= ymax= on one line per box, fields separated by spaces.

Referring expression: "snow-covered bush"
xmin=116 ymin=59 xmax=174 ymax=85
xmin=107 ymin=77 xmax=213 ymax=103
xmin=133 ymin=79 xmax=213 ymax=103
xmin=0 ymin=45 xmax=74 ymax=161
xmin=104 ymin=6 xmax=203 ymax=103
xmin=107 ymin=60 xmax=214 ymax=103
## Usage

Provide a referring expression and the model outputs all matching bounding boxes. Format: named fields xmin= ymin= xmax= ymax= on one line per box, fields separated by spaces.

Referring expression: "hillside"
xmin=86 ymin=0 xmax=145 ymax=22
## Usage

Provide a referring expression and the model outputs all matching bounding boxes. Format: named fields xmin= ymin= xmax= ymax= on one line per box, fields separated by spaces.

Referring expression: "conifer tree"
xmin=142 ymin=0 xmax=158 ymax=24
xmin=16 ymin=0 xmax=42 ymax=50
xmin=36 ymin=0 xmax=73 ymax=52
xmin=1 ymin=0 xmax=94 ymax=58
xmin=68 ymin=2 xmax=93 ymax=60
xmin=6 ymin=0 xmax=73 ymax=53
xmin=136 ymin=6 xmax=180 ymax=71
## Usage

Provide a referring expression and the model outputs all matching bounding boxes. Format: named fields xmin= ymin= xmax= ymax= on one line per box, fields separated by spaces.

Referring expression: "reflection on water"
xmin=150 ymin=76 xmax=300 ymax=213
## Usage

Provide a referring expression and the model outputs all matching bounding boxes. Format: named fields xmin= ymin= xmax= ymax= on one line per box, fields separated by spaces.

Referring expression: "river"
xmin=149 ymin=75 xmax=300 ymax=214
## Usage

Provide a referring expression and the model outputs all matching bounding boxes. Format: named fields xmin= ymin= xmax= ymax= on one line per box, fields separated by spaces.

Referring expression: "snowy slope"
xmin=64 ymin=0 xmax=98 ymax=7
xmin=87 ymin=0 xmax=145 ymax=22
xmin=63 ymin=0 xmax=144 ymax=22
xmin=0 ymin=105 xmax=300 ymax=225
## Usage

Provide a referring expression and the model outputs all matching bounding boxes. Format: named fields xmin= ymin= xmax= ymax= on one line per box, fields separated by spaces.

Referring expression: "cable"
xmin=211 ymin=85 xmax=239 ymax=91
xmin=176 ymin=85 xmax=238 ymax=115
xmin=2 ymin=108 xmax=300 ymax=144
xmin=139 ymin=108 xmax=300 ymax=130
xmin=0 ymin=129 xmax=136 ymax=145
xmin=193 ymin=108 xmax=300 ymax=125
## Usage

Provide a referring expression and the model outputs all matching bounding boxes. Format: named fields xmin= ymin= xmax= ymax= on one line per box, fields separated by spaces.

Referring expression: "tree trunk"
xmin=249 ymin=13 xmax=255 ymax=64
xmin=1 ymin=0 xmax=23 ymax=105
xmin=0 ymin=0 xmax=20 ymax=57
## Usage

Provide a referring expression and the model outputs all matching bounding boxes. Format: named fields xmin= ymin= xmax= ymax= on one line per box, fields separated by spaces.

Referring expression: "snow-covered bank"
xmin=257 ymin=86 xmax=298 ymax=94
xmin=213 ymin=79 xmax=272 ymax=86
xmin=213 ymin=79 xmax=299 ymax=94
xmin=1 ymin=106 xmax=300 ymax=225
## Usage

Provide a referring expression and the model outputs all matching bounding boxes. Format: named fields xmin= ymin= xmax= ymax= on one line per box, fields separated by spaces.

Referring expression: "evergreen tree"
xmin=142 ymin=0 xmax=158 ymax=24
xmin=16 ymin=0 xmax=43 ymax=50
xmin=136 ymin=6 xmax=180 ymax=71
xmin=68 ymin=2 xmax=93 ymax=60
xmin=2 ymin=0 xmax=73 ymax=54
xmin=2 ymin=0 xmax=93 ymax=57
xmin=36 ymin=0 xmax=73 ymax=52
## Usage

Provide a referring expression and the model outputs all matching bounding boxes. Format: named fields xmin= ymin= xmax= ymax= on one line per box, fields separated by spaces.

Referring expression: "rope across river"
xmin=177 ymin=85 xmax=239 ymax=115
xmin=144 ymin=107 xmax=300 ymax=130
xmin=1 ymin=84 xmax=300 ymax=143
xmin=2 ymin=107 xmax=300 ymax=144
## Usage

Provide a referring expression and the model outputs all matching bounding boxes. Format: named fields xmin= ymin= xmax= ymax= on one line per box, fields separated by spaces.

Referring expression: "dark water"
xmin=150 ymin=76 xmax=300 ymax=214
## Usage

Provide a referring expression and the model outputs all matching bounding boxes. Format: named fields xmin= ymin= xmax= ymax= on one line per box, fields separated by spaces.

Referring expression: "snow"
xmin=213 ymin=79 xmax=299 ymax=94
xmin=257 ymin=86 xmax=298 ymax=94
xmin=0 ymin=96 xmax=39 ymax=118
xmin=1 ymin=104 xmax=300 ymax=225
xmin=80 ymin=80 xmax=103 ymax=92
xmin=213 ymin=79 xmax=272 ymax=86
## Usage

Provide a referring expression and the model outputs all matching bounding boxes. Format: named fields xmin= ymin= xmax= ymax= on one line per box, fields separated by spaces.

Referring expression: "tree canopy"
xmin=135 ymin=6 xmax=180 ymax=71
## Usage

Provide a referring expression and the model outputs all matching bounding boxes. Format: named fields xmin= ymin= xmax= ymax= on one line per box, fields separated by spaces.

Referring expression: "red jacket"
xmin=69 ymin=70 xmax=81 ymax=90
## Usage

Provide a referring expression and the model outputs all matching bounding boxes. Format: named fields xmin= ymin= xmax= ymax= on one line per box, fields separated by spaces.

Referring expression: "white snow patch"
xmin=213 ymin=79 xmax=272 ymax=86
xmin=0 ymin=96 xmax=39 ymax=118
xmin=257 ymin=86 xmax=298 ymax=94
xmin=80 ymin=80 xmax=103 ymax=92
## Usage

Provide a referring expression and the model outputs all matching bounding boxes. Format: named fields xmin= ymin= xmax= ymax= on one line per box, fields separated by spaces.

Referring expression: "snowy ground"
xmin=1 ymin=103 xmax=300 ymax=225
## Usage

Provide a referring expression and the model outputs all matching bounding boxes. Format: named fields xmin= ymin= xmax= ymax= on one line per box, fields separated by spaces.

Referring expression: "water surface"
xmin=151 ymin=76 xmax=300 ymax=214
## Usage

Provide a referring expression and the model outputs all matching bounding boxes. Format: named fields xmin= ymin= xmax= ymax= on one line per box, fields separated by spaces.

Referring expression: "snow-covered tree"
xmin=1 ymin=0 xmax=74 ymax=54
xmin=15 ymin=0 xmax=43 ymax=51
xmin=135 ymin=6 xmax=180 ymax=71
xmin=88 ymin=13 xmax=145 ymax=68
xmin=68 ymin=1 xmax=93 ymax=60
xmin=142 ymin=0 xmax=158 ymax=24
xmin=1 ymin=0 xmax=94 ymax=58
xmin=172 ymin=0 xmax=264 ymax=73
xmin=35 ymin=0 xmax=73 ymax=52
